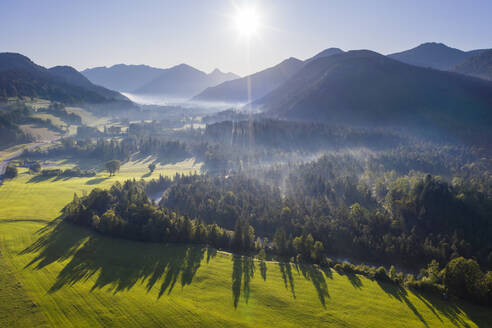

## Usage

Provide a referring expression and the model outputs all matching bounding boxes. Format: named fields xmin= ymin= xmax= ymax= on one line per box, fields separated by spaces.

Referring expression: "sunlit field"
xmin=0 ymin=160 xmax=491 ymax=328
xmin=0 ymin=158 xmax=201 ymax=220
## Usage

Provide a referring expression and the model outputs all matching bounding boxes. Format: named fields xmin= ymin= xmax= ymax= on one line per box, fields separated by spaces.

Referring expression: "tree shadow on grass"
xmin=337 ymin=272 xmax=363 ymax=289
xmin=377 ymin=281 xmax=429 ymax=328
xmin=297 ymin=263 xmax=330 ymax=308
xmin=279 ymin=262 xmax=296 ymax=299
xmin=412 ymin=290 xmax=492 ymax=328
xmin=232 ymin=254 xmax=255 ymax=309
xmin=259 ymin=259 xmax=267 ymax=281
xmin=20 ymin=221 xmax=213 ymax=298
xmin=27 ymin=175 xmax=53 ymax=183
xmin=85 ymin=177 xmax=110 ymax=185
xmin=206 ymin=247 xmax=217 ymax=264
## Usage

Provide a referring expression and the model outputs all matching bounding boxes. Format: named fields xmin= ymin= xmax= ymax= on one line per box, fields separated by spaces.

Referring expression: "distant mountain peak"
xmin=420 ymin=42 xmax=447 ymax=47
xmin=388 ymin=42 xmax=477 ymax=70
xmin=306 ymin=47 xmax=344 ymax=63
xmin=282 ymin=57 xmax=302 ymax=64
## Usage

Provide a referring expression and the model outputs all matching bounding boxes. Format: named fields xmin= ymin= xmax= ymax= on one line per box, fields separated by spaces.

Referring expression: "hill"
xmin=0 ymin=53 xmax=130 ymax=104
xmin=254 ymin=50 xmax=492 ymax=141
xmin=388 ymin=42 xmax=486 ymax=70
xmin=134 ymin=64 xmax=238 ymax=97
xmin=453 ymin=49 xmax=492 ymax=81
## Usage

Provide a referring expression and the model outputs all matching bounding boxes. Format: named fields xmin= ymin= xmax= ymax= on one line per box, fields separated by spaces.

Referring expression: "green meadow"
xmin=0 ymin=159 xmax=491 ymax=327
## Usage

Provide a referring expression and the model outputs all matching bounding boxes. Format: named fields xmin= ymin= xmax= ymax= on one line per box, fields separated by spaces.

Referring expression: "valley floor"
xmin=0 ymin=161 xmax=490 ymax=327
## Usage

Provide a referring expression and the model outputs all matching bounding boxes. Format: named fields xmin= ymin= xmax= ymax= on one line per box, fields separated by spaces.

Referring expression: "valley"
xmin=1 ymin=2 xmax=492 ymax=327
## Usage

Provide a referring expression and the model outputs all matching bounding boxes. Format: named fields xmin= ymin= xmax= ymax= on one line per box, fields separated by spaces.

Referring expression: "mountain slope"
xmin=49 ymin=66 xmax=127 ymax=101
xmin=0 ymin=53 xmax=129 ymax=103
xmin=134 ymin=64 xmax=238 ymax=97
xmin=254 ymin=50 xmax=492 ymax=140
xmin=193 ymin=57 xmax=304 ymax=103
xmin=453 ymin=49 xmax=492 ymax=81
xmin=388 ymin=42 xmax=486 ymax=70
xmin=82 ymin=64 xmax=165 ymax=92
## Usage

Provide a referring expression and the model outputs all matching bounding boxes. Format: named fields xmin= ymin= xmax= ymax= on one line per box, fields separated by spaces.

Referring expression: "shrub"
xmin=374 ymin=266 xmax=389 ymax=282
xmin=4 ymin=164 xmax=18 ymax=179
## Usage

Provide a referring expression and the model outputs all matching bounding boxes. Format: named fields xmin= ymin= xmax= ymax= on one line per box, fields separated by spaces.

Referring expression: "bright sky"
xmin=1 ymin=0 xmax=492 ymax=76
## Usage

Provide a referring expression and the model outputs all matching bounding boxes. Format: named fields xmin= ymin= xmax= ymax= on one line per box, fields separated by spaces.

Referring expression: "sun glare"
xmin=234 ymin=7 xmax=260 ymax=38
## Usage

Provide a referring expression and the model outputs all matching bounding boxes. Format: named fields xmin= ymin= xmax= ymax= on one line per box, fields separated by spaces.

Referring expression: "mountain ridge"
xmin=253 ymin=49 xmax=492 ymax=141
xmin=453 ymin=49 xmax=492 ymax=81
xmin=388 ymin=42 xmax=488 ymax=70
xmin=0 ymin=53 xmax=129 ymax=103
xmin=83 ymin=63 xmax=239 ymax=97
xmin=193 ymin=47 xmax=344 ymax=103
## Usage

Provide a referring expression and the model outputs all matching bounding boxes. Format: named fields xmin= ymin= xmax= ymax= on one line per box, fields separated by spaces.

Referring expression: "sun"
xmin=234 ymin=6 xmax=260 ymax=38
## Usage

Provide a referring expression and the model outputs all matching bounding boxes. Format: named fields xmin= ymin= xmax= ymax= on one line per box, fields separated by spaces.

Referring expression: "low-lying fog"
xmin=122 ymin=92 xmax=246 ymax=111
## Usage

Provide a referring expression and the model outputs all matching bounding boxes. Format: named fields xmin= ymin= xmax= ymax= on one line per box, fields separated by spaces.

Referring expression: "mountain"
xmin=207 ymin=68 xmax=239 ymax=86
xmin=453 ymin=49 xmax=492 ymax=81
xmin=49 ymin=66 xmax=127 ymax=101
xmin=305 ymin=47 xmax=344 ymax=63
xmin=388 ymin=42 xmax=487 ymax=70
xmin=192 ymin=57 xmax=304 ymax=103
xmin=82 ymin=64 xmax=165 ymax=92
xmin=83 ymin=64 xmax=239 ymax=97
xmin=0 ymin=53 xmax=129 ymax=103
xmin=133 ymin=64 xmax=238 ymax=97
xmin=193 ymin=48 xmax=345 ymax=103
xmin=253 ymin=50 xmax=492 ymax=140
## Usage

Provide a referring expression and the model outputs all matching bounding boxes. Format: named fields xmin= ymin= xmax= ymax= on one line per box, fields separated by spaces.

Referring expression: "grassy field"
xmin=0 ymin=159 xmax=491 ymax=327
xmin=31 ymin=113 xmax=66 ymax=128
xmin=0 ymin=157 xmax=201 ymax=220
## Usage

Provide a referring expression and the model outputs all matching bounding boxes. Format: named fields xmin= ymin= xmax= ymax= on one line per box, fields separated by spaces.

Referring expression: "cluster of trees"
xmin=23 ymin=137 xmax=135 ymax=162
xmin=0 ymin=103 xmax=34 ymax=147
xmin=63 ymin=180 xmax=236 ymax=249
xmin=205 ymin=119 xmax=405 ymax=152
xmin=138 ymin=137 xmax=189 ymax=160
xmin=23 ymin=135 xmax=191 ymax=165
xmin=4 ymin=164 xmax=18 ymax=179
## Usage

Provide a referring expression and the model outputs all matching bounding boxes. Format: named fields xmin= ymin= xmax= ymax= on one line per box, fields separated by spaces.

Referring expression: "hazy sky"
xmin=1 ymin=0 xmax=492 ymax=76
